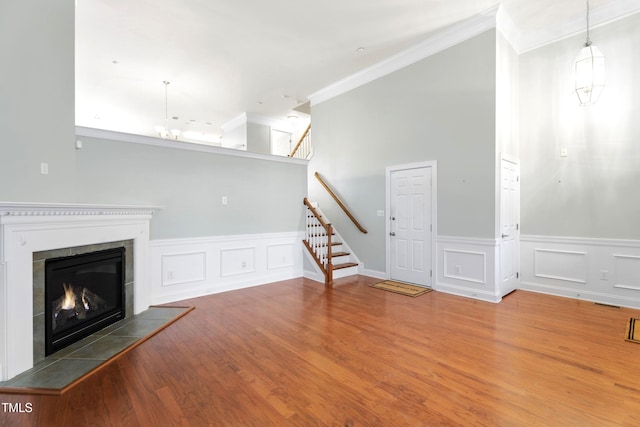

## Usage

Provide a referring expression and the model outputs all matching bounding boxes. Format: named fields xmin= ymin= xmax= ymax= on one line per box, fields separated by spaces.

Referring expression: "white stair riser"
xmin=333 ymin=266 xmax=359 ymax=279
xmin=305 ymin=202 xmax=361 ymax=281
xmin=331 ymin=255 xmax=351 ymax=264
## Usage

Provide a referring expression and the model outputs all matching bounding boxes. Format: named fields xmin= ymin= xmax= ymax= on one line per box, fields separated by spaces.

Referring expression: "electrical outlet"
xmin=241 ymin=261 xmax=247 ymax=268
xmin=40 ymin=163 xmax=49 ymax=175
xmin=455 ymin=265 xmax=462 ymax=275
xmin=221 ymin=196 xmax=228 ymax=205
xmin=167 ymin=270 xmax=175 ymax=280
xmin=600 ymin=270 xmax=609 ymax=280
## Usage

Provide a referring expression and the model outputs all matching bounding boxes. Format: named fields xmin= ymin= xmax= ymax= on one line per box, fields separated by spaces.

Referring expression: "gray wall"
xmin=309 ymin=30 xmax=497 ymax=272
xmin=247 ymin=122 xmax=271 ymax=155
xmin=519 ymin=13 xmax=640 ymax=239
xmin=0 ymin=2 xmax=306 ymax=240
xmin=75 ymin=137 xmax=307 ymax=239
xmin=0 ymin=0 xmax=76 ymax=202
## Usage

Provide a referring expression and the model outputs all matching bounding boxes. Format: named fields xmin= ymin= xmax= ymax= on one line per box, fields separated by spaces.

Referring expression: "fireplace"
xmin=45 ymin=247 xmax=125 ymax=355
xmin=0 ymin=202 xmax=159 ymax=381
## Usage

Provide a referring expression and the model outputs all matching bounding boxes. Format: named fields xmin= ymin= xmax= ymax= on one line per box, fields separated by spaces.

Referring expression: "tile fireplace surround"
xmin=0 ymin=202 xmax=160 ymax=381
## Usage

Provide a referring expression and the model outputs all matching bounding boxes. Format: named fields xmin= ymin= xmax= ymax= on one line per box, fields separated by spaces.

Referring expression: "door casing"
xmin=385 ymin=161 xmax=438 ymax=286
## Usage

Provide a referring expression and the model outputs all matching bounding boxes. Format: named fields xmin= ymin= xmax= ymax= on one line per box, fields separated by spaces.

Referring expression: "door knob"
xmin=390 ymin=232 xmax=396 ymax=236
xmin=502 ymin=234 xmax=509 ymax=238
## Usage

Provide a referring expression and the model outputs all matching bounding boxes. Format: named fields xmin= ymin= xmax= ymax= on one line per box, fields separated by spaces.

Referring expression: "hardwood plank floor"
xmin=2 ymin=275 xmax=640 ymax=426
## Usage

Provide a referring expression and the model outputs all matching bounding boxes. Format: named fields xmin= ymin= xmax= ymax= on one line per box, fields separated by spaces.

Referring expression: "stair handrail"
xmin=303 ymin=197 xmax=333 ymax=286
xmin=288 ymin=123 xmax=311 ymax=158
xmin=314 ymin=172 xmax=368 ymax=234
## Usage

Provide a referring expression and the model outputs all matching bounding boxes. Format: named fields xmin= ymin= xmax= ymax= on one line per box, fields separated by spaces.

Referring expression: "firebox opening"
xmin=45 ymin=247 xmax=126 ymax=356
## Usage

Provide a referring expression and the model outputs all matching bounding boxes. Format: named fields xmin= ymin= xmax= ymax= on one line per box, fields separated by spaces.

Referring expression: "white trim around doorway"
xmin=385 ymin=161 xmax=438 ymax=285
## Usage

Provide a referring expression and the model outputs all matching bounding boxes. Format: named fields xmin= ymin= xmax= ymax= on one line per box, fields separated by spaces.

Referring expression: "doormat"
xmin=625 ymin=318 xmax=640 ymax=344
xmin=370 ymin=280 xmax=432 ymax=297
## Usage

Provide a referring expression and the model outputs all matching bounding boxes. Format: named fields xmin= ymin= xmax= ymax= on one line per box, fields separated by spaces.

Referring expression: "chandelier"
xmin=155 ymin=81 xmax=181 ymax=139
xmin=574 ymin=0 xmax=605 ymax=106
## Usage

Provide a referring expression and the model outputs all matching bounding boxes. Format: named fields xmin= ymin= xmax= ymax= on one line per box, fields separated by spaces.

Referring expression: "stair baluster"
xmin=303 ymin=198 xmax=333 ymax=286
xmin=288 ymin=124 xmax=311 ymax=159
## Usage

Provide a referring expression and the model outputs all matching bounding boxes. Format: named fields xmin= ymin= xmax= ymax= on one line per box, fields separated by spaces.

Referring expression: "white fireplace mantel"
xmin=0 ymin=202 xmax=161 ymax=381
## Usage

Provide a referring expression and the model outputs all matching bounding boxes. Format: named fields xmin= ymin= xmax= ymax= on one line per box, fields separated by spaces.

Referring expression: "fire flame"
xmin=61 ymin=283 xmax=76 ymax=310
xmin=82 ymin=288 xmax=90 ymax=311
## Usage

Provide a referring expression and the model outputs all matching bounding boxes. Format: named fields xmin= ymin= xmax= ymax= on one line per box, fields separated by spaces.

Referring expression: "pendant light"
xmin=574 ymin=0 xmax=605 ymax=105
xmin=155 ymin=81 xmax=181 ymax=139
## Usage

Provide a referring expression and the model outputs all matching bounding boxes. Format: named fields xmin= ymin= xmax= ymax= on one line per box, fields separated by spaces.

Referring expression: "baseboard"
xmin=361 ymin=268 xmax=387 ymax=280
xmin=303 ymin=268 xmax=325 ymax=284
xmin=520 ymin=280 xmax=640 ymax=310
xmin=434 ymin=282 xmax=501 ymax=303
xmin=150 ymin=231 xmax=304 ymax=304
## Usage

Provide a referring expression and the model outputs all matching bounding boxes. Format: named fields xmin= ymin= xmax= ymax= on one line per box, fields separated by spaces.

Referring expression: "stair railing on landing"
xmin=288 ymin=124 xmax=311 ymax=159
xmin=314 ymin=172 xmax=368 ymax=234
xmin=303 ymin=197 xmax=333 ymax=286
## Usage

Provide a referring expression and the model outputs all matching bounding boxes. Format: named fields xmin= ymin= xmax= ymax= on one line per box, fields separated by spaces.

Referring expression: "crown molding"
xmin=496 ymin=5 xmax=519 ymax=50
xmin=308 ymin=1 xmax=640 ymax=106
xmin=513 ymin=0 xmax=640 ymax=53
xmin=309 ymin=4 xmax=500 ymax=106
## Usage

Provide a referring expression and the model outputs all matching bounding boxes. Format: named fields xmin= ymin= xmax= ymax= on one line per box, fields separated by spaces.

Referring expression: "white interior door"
xmin=389 ymin=167 xmax=432 ymax=286
xmin=500 ymin=157 xmax=520 ymax=296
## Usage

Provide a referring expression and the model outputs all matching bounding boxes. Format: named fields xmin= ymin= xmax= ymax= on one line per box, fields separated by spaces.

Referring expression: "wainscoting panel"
xmin=267 ymin=243 xmax=296 ymax=270
xmin=533 ymin=249 xmax=587 ymax=284
xmin=150 ymin=232 xmax=304 ymax=305
xmin=613 ymin=254 xmax=640 ymax=292
xmin=161 ymin=252 xmax=206 ymax=287
xmin=520 ymin=236 xmax=640 ymax=309
xmin=436 ymin=236 xmax=500 ymax=303
xmin=443 ymin=249 xmax=486 ymax=284
xmin=220 ymin=247 xmax=256 ymax=277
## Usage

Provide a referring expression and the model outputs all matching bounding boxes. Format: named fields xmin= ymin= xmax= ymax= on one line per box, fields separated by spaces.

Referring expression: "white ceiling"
xmin=75 ymin=0 xmax=640 ymax=143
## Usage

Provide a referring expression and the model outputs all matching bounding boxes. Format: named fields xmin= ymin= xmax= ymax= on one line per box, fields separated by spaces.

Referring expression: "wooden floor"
xmin=2 ymin=275 xmax=640 ymax=426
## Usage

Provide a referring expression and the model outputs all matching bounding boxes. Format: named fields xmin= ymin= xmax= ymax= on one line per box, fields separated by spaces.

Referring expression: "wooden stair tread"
xmin=331 ymin=251 xmax=350 ymax=257
xmin=303 ymin=240 xmax=342 ymax=247
xmin=332 ymin=262 xmax=358 ymax=270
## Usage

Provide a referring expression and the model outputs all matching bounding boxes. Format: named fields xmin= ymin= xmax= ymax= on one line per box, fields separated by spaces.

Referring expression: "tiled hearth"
xmin=0 ymin=202 xmax=160 ymax=381
xmin=0 ymin=306 xmax=190 ymax=391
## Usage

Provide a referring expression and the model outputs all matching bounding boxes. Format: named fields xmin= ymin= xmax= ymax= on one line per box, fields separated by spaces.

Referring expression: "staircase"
xmin=288 ymin=123 xmax=312 ymax=159
xmin=328 ymin=241 xmax=359 ymax=280
xmin=303 ymin=198 xmax=359 ymax=286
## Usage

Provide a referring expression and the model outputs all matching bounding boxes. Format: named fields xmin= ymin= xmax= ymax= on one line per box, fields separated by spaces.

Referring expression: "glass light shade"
xmin=574 ymin=43 xmax=605 ymax=105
